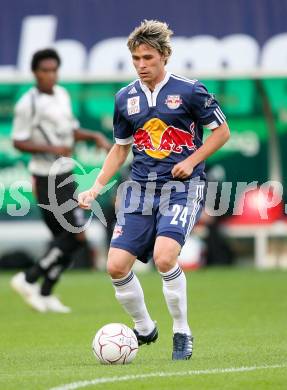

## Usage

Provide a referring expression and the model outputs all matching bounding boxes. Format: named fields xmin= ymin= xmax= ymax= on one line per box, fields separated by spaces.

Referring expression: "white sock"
xmin=111 ymin=271 xmax=154 ymax=335
xmin=160 ymin=264 xmax=191 ymax=335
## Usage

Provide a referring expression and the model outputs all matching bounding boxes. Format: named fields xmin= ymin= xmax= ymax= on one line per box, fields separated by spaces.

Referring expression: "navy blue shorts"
xmin=110 ymin=178 xmax=205 ymax=263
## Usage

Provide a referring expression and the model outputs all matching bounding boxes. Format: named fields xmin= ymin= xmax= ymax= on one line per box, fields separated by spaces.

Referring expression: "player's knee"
xmin=107 ymin=248 xmax=135 ymax=279
xmin=106 ymin=258 xmax=129 ymax=279
xmin=153 ymin=252 xmax=176 ymax=273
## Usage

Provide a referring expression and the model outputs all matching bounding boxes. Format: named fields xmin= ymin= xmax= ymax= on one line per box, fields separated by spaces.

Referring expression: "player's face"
xmin=34 ymin=58 xmax=59 ymax=93
xmin=132 ymin=44 xmax=167 ymax=91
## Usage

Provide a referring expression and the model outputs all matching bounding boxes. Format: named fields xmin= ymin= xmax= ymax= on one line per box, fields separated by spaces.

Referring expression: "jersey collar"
xmin=139 ymin=71 xmax=171 ymax=107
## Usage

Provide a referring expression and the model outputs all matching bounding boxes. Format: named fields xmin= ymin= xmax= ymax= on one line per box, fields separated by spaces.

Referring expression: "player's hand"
xmin=78 ymin=189 xmax=97 ymax=209
xmin=54 ymin=146 xmax=73 ymax=157
xmin=171 ymin=160 xmax=194 ymax=179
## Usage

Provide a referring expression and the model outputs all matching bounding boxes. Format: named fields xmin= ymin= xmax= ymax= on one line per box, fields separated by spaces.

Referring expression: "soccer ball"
xmin=92 ymin=323 xmax=138 ymax=364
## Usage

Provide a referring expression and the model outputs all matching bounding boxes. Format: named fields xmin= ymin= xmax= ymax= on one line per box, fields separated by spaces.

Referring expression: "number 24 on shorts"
xmin=170 ymin=205 xmax=189 ymax=227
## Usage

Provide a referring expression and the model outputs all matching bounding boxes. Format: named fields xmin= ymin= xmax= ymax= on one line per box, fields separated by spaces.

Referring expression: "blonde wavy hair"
xmin=127 ymin=20 xmax=173 ymax=64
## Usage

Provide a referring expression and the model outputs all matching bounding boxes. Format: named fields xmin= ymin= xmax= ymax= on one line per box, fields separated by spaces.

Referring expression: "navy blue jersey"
xmin=113 ymin=72 xmax=226 ymax=186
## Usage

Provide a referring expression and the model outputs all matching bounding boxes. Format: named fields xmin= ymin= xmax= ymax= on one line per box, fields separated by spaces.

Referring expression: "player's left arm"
xmin=74 ymin=128 xmax=112 ymax=152
xmin=172 ymin=81 xmax=230 ymax=179
xmin=172 ymin=121 xmax=230 ymax=179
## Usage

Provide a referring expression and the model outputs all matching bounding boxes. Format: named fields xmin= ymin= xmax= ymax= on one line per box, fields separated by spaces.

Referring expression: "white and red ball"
xmin=92 ymin=323 xmax=138 ymax=364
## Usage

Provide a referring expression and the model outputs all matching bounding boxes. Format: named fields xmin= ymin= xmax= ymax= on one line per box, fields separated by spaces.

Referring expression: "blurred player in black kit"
xmin=11 ymin=48 xmax=111 ymax=313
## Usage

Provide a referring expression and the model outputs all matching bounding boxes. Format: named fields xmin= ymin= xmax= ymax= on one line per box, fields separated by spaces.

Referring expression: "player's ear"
xmin=161 ymin=52 xmax=169 ymax=65
xmin=160 ymin=55 xmax=166 ymax=65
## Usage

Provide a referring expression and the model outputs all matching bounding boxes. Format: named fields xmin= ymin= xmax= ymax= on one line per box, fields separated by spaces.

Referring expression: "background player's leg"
xmin=24 ymin=230 xmax=83 ymax=284
xmin=27 ymin=172 xmax=87 ymax=294
xmin=12 ymin=231 xmax=85 ymax=312
xmin=107 ymin=247 xmax=155 ymax=336
xmin=23 ymin=174 xmax=64 ymax=284
xmin=39 ymin=231 xmax=87 ymax=296
xmin=153 ymin=236 xmax=191 ymax=335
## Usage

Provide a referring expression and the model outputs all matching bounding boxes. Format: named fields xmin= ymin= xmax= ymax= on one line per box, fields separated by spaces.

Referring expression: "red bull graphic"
xmin=133 ymin=129 xmax=155 ymax=151
xmin=133 ymin=118 xmax=196 ymax=159
xmin=165 ymin=95 xmax=183 ymax=110
xmin=158 ymin=126 xmax=196 ymax=153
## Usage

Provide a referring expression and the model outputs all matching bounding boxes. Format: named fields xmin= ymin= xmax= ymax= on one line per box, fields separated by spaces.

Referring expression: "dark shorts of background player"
xmin=110 ymin=177 xmax=206 ymax=263
xmin=33 ymin=171 xmax=85 ymax=237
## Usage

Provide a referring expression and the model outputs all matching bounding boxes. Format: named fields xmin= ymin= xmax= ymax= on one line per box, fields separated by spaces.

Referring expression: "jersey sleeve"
xmin=72 ymin=117 xmax=80 ymax=131
xmin=113 ymin=97 xmax=133 ymax=145
xmin=190 ymin=81 xmax=226 ymax=129
xmin=12 ymin=98 xmax=33 ymax=141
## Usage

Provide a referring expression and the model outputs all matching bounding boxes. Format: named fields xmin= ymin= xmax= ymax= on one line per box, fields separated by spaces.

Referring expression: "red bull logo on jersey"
xmin=165 ymin=95 xmax=182 ymax=110
xmin=158 ymin=125 xmax=196 ymax=153
xmin=133 ymin=118 xmax=196 ymax=159
xmin=133 ymin=129 xmax=156 ymax=151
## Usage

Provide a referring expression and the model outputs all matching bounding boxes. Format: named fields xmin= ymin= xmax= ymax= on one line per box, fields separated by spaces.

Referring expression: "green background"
xmin=1 ymin=78 xmax=287 ymax=218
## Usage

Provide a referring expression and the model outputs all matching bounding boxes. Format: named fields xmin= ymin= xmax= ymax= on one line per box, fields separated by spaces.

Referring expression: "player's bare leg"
xmin=154 ymin=236 xmax=193 ymax=360
xmin=107 ymin=247 xmax=157 ymax=344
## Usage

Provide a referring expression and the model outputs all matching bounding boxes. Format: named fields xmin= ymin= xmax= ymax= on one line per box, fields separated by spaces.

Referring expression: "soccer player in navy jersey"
xmin=78 ymin=20 xmax=230 ymax=360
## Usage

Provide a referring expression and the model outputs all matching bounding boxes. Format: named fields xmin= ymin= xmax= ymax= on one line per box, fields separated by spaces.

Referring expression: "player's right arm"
xmin=78 ymin=91 xmax=133 ymax=209
xmin=78 ymin=88 xmax=133 ymax=209
xmin=78 ymin=143 xmax=131 ymax=209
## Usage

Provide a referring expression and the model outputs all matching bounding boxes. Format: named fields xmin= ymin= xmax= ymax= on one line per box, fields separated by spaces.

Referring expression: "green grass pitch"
xmin=1 ymin=268 xmax=286 ymax=389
